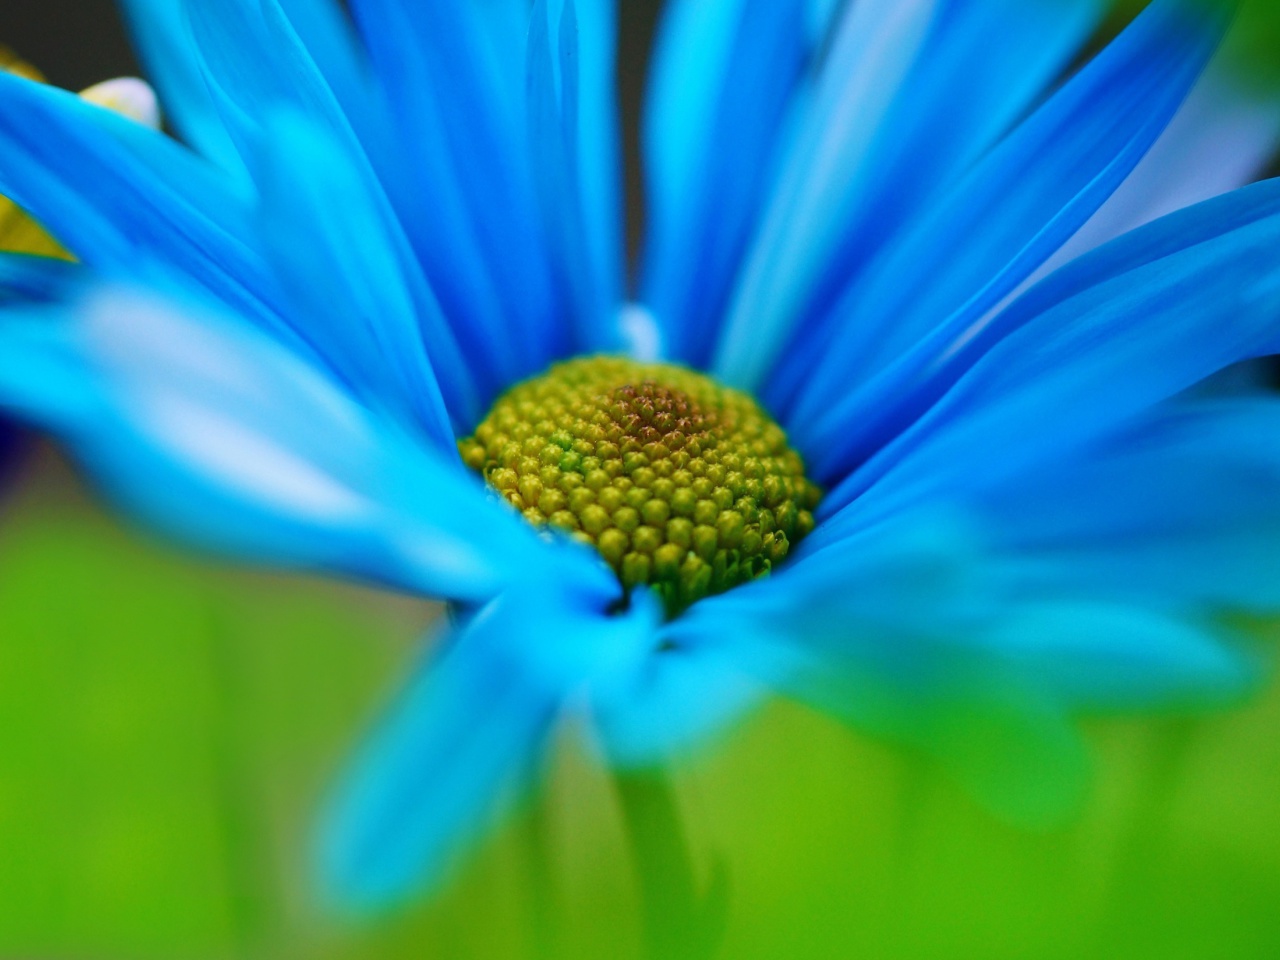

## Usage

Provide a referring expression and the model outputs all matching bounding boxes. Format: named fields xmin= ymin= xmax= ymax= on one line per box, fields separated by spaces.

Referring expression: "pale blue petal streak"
xmin=712 ymin=0 xmax=1110 ymax=392
xmin=712 ymin=0 xmax=940 ymax=389
xmin=0 ymin=286 xmax=553 ymax=602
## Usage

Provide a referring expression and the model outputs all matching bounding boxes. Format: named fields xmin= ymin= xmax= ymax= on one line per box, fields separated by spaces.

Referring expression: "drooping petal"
xmin=0 ymin=286 xmax=562 ymax=602
xmin=319 ymin=581 xmax=660 ymax=910
xmin=789 ymin=0 xmax=1226 ymax=444
xmin=981 ymin=397 xmax=1280 ymax=616
xmin=670 ymin=515 xmax=1096 ymax=826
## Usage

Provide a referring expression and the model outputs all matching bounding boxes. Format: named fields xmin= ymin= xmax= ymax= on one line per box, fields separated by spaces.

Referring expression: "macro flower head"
xmin=0 ymin=0 xmax=1278 ymax=915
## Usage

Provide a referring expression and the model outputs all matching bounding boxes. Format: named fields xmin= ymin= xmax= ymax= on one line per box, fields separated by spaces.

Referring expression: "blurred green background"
xmin=1 ymin=448 xmax=1278 ymax=959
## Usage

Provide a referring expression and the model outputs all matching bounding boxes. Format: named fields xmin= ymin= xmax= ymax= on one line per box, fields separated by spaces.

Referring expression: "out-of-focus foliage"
xmin=1107 ymin=0 xmax=1280 ymax=91
xmin=0 ymin=467 xmax=1277 ymax=959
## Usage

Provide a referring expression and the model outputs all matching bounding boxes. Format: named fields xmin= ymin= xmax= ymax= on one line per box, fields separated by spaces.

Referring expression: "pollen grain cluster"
xmin=459 ymin=356 xmax=821 ymax=615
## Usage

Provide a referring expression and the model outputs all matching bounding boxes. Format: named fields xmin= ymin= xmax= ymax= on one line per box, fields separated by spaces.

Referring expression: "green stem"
xmin=520 ymin=788 xmax=561 ymax=960
xmin=612 ymin=768 xmax=720 ymax=960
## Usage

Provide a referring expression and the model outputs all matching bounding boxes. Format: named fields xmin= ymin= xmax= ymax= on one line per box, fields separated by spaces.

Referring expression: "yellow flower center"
xmin=459 ymin=357 xmax=821 ymax=615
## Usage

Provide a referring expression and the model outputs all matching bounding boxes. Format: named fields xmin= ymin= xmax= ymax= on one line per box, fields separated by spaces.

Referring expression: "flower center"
xmin=459 ymin=356 xmax=821 ymax=615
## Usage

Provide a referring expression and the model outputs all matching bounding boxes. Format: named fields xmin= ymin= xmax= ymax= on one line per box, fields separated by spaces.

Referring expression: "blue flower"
xmin=0 ymin=0 xmax=1278 ymax=912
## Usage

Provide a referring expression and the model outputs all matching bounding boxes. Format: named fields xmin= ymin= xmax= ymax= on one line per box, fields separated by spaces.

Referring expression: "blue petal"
xmin=527 ymin=0 xmax=625 ymax=352
xmin=0 ymin=71 xmax=286 ymax=333
xmin=982 ymin=397 xmax=1280 ymax=616
xmin=712 ymin=0 xmax=1109 ymax=392
xmin=817 ymin=178 xmax=1280 ymax=524
xmin=590 ymin=622 xmax=771 ymax=768
xmin=790 ymin=0 xmax=1225 ymax=464
xmin=766 ymin=0 xmax=1108 ymax=411
xmin=638 ymin=0 xmax=812 ymax=365
xmin=0 ymin=286 xmax=562 ymax=602
xmin=318 ymin=581 xmax=660 ymax=910
xmin=0 ymin=253 xmax=81 ymax=303
xmin=675 ymin=517 xmax=1095 ymax=826
xmin=117 ymin=0 xmax=245 ymax=172
xmin=710 ymin=0 xmax=940 ymax=389
xmin=251 ymin=109 xmax=469 ymax=445
xmin=351 ymin=0 xmax=568 ymax=387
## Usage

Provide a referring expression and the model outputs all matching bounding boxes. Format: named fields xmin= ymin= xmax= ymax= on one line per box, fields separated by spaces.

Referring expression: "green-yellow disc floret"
xmin=459 ymin=356 xmax=822 ymax=616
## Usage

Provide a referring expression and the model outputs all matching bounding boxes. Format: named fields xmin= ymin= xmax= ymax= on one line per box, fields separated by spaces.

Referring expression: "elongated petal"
xmin=0 ymin=70 xmax=285 ymax=333
xmin=528 ymin=0 xmax=625 ymax=352
xmin=817 ymin=178 xmax=1280 ymax=522
xmin=712 ymin=0 xmax=940 ymax=389
xmin=714 ymin=0 xmax=1111 ymax=392
xmin=0 ymin=286 xmax=559 ymax=602
xmin=117 ymin=0 xmax=244 ymax=171
xmin=791 ymin=0 xmax=1225 ymax=456
xmin=674 ymin=517 xmax=1094 ymax=826
xmin=252 ymin=109 xmax=468 ymax=445
xmin=1029 ymin=54 xmax=1280 ymax=284
xmin=983 ymin=397 xmax=1280 ymax=615
xmin=352 ymin=0 xmax=567 ymax=385
xmin=765 ymin=0 xmax=1108 ymax=412
xmin=639 ymin=0 xmax=811 ymax=365
xmin=319 ymin=582 xmax=660 ymax=910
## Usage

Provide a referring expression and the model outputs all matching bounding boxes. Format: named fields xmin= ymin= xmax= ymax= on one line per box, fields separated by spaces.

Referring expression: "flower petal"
xmin=318 ymin=581 xmax=659 ymax=910
xmin=0 ymin=286 xmax=557 ymax=602
xmin=0 ymin=253 xmax=81 ymax=303
xmin=816 ymin=178 xmax=1280 ymax=522
xmin=982 ymin=397 xmax=1280 ymax=616
xmin=638 ymin=0 xmax=813 ymax=365
xmin=351 ymin=0 xmax=568 ymax=386
xmin=251 ymin=108 xmax=469 ymax=445
xmin=117 ymin=0 xmax=245 ymax=171
xmin=1027 ymin=53 xmax=1280 ymax=285
xmin=0 ymin=70 xmax=285 ymax=332
xmin=527 ymin=0 xmax=625 ymax=352
xmin=674 ymin=517 xmax=1095 ymax=826
xmin=791 ymin=0 xmax=1227 ymax=470
xmin=713 ymin=0 xmax=1109 ymax=392
xmin=711 ymin=0 xmax=940 ymax=389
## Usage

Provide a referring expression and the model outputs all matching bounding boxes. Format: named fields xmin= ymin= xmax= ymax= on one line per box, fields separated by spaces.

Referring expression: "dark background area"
xmin=0 ymin=0 xmax=664 ymax=254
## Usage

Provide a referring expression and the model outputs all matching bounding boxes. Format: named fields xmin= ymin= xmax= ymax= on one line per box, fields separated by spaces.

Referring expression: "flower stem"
xmin=612 ymin=768 xmax=721 ymax=960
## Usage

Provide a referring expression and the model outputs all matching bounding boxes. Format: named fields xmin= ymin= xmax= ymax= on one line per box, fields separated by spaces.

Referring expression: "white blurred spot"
xmin=619 ymin=302 xmax=664 ymax=362
xmin=80 ymin=77 xmax=161 ymax=130
xmin=141 ymin=396 xmax=372 ymax=522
